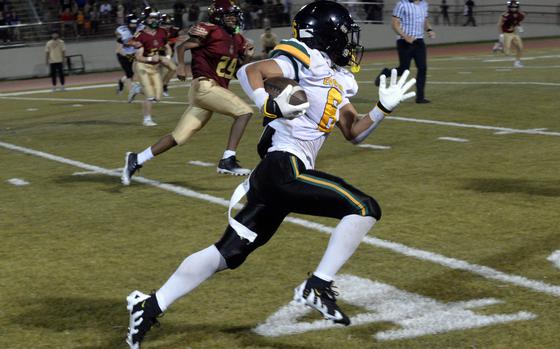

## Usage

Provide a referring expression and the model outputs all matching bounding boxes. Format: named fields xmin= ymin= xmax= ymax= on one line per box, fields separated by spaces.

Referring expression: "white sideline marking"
xmin=1 ymin=140 xmax=560 ymax=297
xmin=496 ymin=69 xmax=512 ymax=72
xmin=428 ymin=81 xmax=560 ymax=87
xmin=458 ymin=71 xmax=472 ymax=74
xmin=255 ymin=274 xmax=536 ymax=340
xmin=547 ymin=251 xmax=560 ymax=269
xmin=358 ymin=144 xmax=392 ymax=150
xmin=7 ymin=178 xmax=29 ymax=186
xmin=438 ymin=137 xmax=469 ymax=143
xmin=494 ymin=128 xmax=548 ymax=135
xmin=188 ymin=160 xmax=215 ymax=167
xmin=71 ymin=104 xmax=84 ymax=107
xmin=388 ymin=115 xmax=560 ymax=137
xmin=73 ymin=168 xmax=122 ymax=176
xmin=0 ymin=78 xmax=190 ymax=97
xmin=26 ymin=108 xmax=38 ymax=111
xmin=0 ymin=96 xmax=188 ymax=105
xmin=484 ymin=54 xmax=560 ymax=62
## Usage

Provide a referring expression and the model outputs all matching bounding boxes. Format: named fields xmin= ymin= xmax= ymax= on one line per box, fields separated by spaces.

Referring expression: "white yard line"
xmin=1 ymin=140 xmax=560 ymax=298
xmin=3 ymin=95 xmax=560 ymax=137
xmin=387 ymin=115 xmax=560 ymax=137
xmin=0 ymin=96 xmax=188 ymax=105
xmin=438 ymin=137 xmax=469 ymax=142
xmin=358 ymin=144 xmax=392 ymax=150
xmin=6 ymin=178 xmax=29 ymax=186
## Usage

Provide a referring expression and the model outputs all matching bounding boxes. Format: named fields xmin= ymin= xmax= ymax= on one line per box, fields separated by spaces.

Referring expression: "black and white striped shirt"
xmin=392 ymin=0 xmax=430 ymax=39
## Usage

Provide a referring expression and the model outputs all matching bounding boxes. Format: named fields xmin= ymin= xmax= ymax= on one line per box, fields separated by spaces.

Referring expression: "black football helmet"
xmin=125 ymin=13 xmax=138 ymax=28
xmin=507 ymin=0 xmax=520 ymax=9
xmin=208 ymin=0 xmax=244 ymax=34
xmin=292 ymin=0 xmax=363 ymax=68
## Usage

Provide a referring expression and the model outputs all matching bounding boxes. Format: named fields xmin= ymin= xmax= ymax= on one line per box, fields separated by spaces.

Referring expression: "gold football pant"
xmin=172 ymin=77 xmax=253 ymax=145
xmin=503 ymin=33 xmax=523 ymax=55
xmin=136 ymin=62 xmax=162 ymax=101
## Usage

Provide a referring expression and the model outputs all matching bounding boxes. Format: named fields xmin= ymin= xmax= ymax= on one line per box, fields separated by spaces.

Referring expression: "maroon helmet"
xmin=208 ymin=0 xmax=243 ymax=33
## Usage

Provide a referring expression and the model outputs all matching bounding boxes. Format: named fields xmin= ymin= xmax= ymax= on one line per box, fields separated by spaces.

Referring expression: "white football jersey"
xmin=267 ymin=39 xmax=358 ymax=169
xmin=116 ymin=25 xmax=138 ymax=55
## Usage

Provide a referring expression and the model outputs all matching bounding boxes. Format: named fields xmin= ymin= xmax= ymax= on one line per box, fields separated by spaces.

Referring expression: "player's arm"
xmin=237 ymin=58 xmax=308 ymax=120
xmin=497 ymin=14 xmax=505 ymax=32
xmin=175 ymin=37 xmax=201 ymax=80
xmin=339 ymin=69 xmax=416 ymax=144
xmin=135 ymin=46 xmax=159 ymax=63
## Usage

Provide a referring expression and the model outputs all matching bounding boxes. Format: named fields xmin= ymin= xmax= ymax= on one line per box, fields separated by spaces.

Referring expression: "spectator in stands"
xmin=88 ymin=3 xmax=99 ymax=33
xmin=76 ymin=8 xmax=86 ymax=35
xmin=365 ymin=0 xmax=384 ymax=23
xmin=260 ymin=26 xmax=277 ymax=58
xmin=0 ymin=9 xmax=8 ymax=43
xmin=282 ymin=0 xmax=291 ymax=24
xmin=60 ymin=7 xmax=78 ymax=37
xmin=463 ymin=0 xmax=476 ymax=26
xmin=45 ymin=31 xmax=66 ymax=92
xmin=99 ymin=0 xmax=112 ymax=23
xmin=239 ymin=1 xmax=252 ymax=29
xmin=7 ymin=9 xmax=20 ymax=41
xmin=61 ymin=0 xmax=73 ymax=11
xmin=116 ymin=1 xmax=125 ymax=25
xmin=173 ymin=0 xmax=185 ymax=28
xmin=440 ymin=0 xmax=450 ymax=25
xmin=262 ymin=0 xmax=274 ymax=26
xmin=183 ymin=0 xmax=200 ymax=29
xmin=75 ymin=0 xmax=87 ymax=9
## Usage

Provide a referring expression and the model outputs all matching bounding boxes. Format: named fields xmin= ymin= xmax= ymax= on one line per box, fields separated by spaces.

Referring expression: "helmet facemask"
xmin=209 ymin=4 xmax=244 ymax=34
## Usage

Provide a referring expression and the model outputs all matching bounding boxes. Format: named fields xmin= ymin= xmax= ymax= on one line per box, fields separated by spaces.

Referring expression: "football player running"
xmin=124 ymin=1 xmax=416 ymax=347
xmin=130 ymin=9 xmax=177 ymax=126
xmin=121 ymin=0 xmax=254 ymax=184
xmin=159 ymin=13 xmax=181 ymax=97
xmin=115 ymin=13 xmax=140 ymax=96
xmin=498 ymin=0 xmax=526 ymax=68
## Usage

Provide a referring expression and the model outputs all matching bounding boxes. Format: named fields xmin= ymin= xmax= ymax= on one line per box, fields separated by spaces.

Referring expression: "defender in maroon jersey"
xmin=121 ymin=0 xmax=254 ymax=187
xmin=131 ymin=10 xmax=176 ymax=126
xmin=497 ymin=0 xmax=526 ymax=67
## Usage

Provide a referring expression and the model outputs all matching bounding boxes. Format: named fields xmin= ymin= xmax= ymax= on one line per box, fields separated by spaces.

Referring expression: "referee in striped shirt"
xmin=376 ymin=0 xmax=436 ymax=103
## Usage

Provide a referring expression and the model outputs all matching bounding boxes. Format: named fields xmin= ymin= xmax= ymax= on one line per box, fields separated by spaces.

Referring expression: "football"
xmin=263 ymin=77 xmax=308 ymax=106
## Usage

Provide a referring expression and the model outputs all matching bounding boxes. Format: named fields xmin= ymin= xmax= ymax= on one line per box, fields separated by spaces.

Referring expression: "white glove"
xmin=264 ymin=84 xmax=310 ymax=120
xmin=377 ymin=69 xmax=416 ymax=111
xmin=517 ymin=26 xmax=524 ymax=33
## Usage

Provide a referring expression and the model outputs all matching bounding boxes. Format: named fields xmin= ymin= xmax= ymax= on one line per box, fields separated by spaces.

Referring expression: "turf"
xmin=1 ymin=44 xmax=560 ymax=349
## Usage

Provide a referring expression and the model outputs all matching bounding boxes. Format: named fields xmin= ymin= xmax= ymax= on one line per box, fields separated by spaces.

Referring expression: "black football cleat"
xmin=217 ymin=156 xmax=251 ymax=176
xmin=121 ymin=152 xmax=142 ymax=185
xmin=293 ymin=275 xmax=351 ymax=326
xmin=126 ymin=291 xmax=162 ymax=349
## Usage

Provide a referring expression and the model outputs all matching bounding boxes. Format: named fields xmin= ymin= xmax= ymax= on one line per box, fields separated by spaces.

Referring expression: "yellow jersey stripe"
xmin=298 ymin=174 xmax=366 ymax=216
xmin=272 ymin=44 xmax=311 ymax=68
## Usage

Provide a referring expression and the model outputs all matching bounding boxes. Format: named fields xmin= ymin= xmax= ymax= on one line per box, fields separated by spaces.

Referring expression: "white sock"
xmin=137 ymin=147 xmax=153 ymax=165
xmin=222 ymin=150 xmax=236 ymax=159
xmin=314 ymin=215 xmax=376 ymax=281
xmin=155 ymin=245 xmax=227 ymax=312
xmin=143 ymin=115 xmax=152 ymax=120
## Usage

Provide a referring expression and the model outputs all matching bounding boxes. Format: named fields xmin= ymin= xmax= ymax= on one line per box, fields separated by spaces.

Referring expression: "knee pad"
xmin=362 ymin=195 xmax=382 ymax=220
xmin=214 ymin=226 xmax=253 ymax=269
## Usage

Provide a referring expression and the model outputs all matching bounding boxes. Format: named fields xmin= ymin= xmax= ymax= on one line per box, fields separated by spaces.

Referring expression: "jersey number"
xmin=216 ymin=56 xmax=238 ymax=79
xmin=318 ymin=88 xmax=343 ymax=133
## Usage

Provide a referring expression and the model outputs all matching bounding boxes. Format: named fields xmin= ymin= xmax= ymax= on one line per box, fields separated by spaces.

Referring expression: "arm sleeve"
xmin=393 ymin=2 xmax=403 ymax=18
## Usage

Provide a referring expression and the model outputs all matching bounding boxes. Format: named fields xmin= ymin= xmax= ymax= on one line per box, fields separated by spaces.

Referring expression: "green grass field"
xmin=1 ymin=44 xmax=560 ymax=349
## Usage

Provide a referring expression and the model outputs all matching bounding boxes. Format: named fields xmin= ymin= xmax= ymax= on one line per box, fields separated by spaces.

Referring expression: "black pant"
xmin=117 ymin=53 xmax=135 ymax=78
xmin=215 ymin=150 xmax=381 ymax=269
xmin=50 ymin=62 xmax=65 ymax=86
xmin=396 ymin=39 xmax=427 ymax=100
